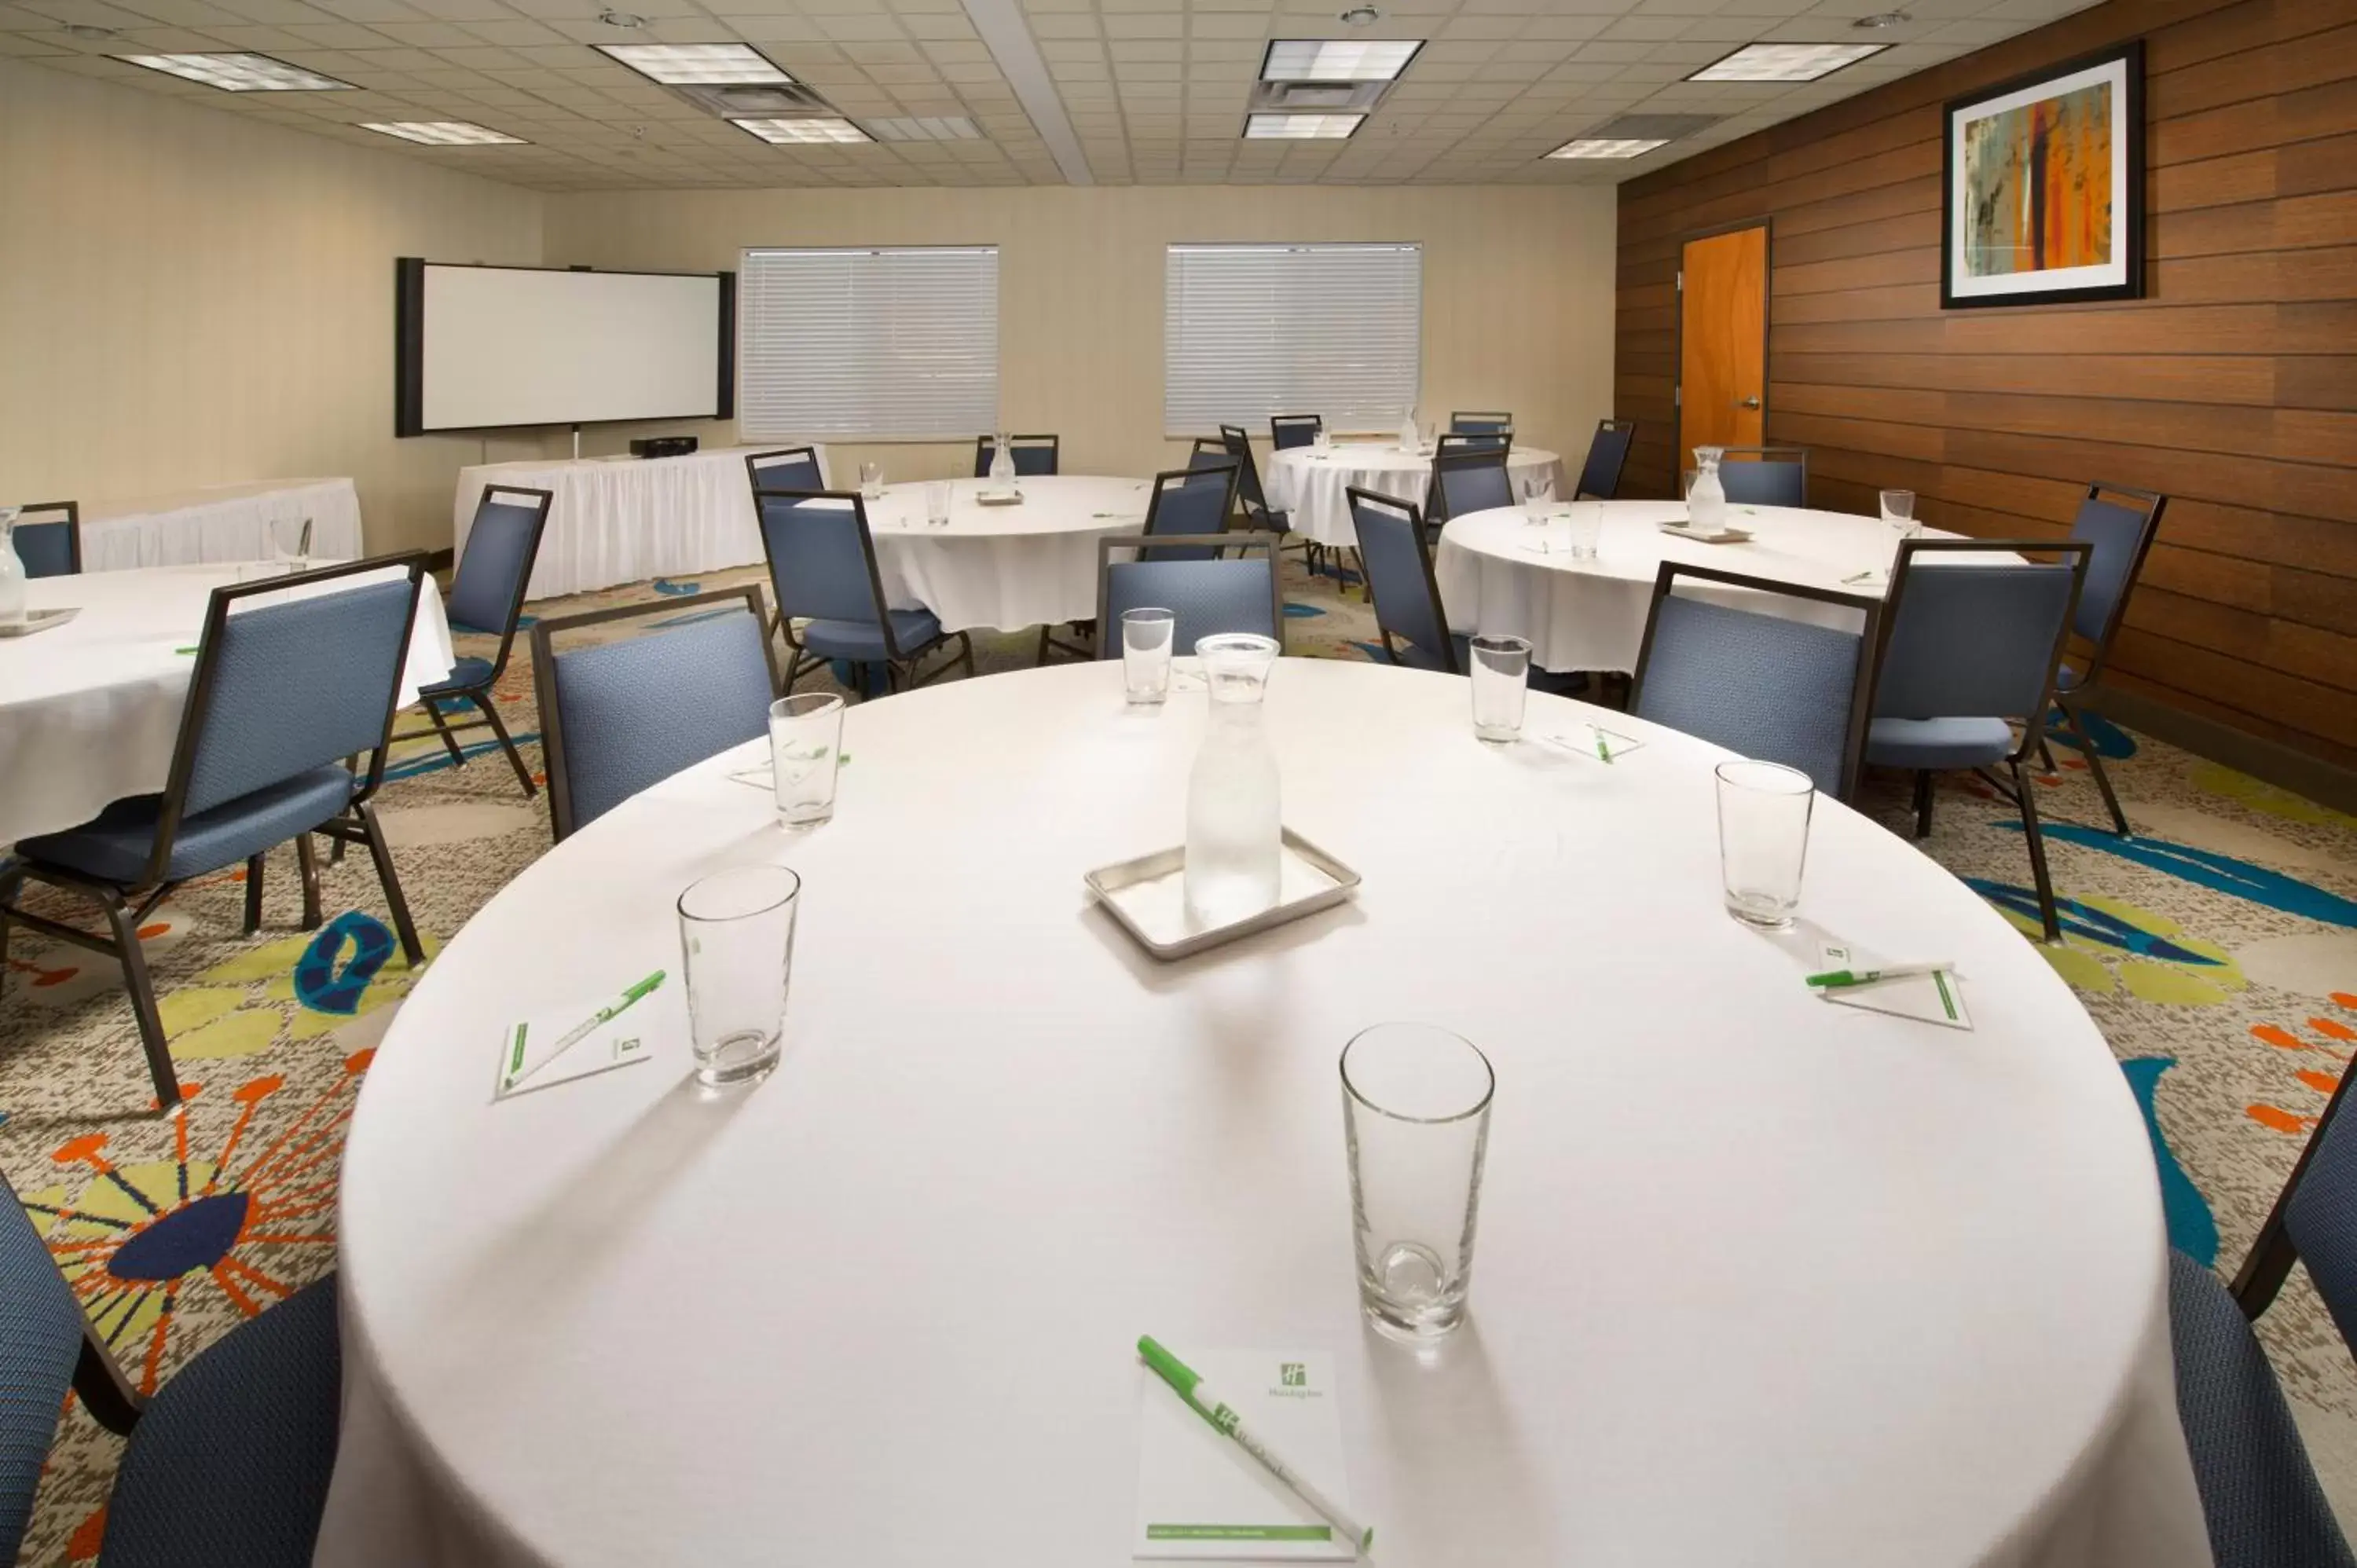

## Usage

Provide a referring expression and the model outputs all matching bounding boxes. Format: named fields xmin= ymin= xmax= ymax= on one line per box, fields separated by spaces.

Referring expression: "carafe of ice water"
xmin=1184 ymin=633 xmax=1282 ymax=929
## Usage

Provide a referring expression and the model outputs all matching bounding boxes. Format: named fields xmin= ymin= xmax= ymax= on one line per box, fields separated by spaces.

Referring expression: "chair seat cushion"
xmin=1865 ymin=715 xmax=2013 ymax=771
xmin=2166 ymin=1249 xmax=2356 ymax=1568
xmin=799 ymin=608 xmax=943 ymax=662
xmin=16 ymin=766 xmax=354 ymax=885
xmin=420 ymin=654 xmax=496 ymax=695
xmin=100 ymin=1277 xmax=343 ymax=1568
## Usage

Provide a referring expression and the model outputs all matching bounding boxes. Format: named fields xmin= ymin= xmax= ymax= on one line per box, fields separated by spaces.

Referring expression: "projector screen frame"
xmin=394 ymin=258 xmax=737 ymax=437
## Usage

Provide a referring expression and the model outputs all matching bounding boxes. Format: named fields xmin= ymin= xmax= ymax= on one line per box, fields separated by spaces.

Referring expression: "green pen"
xmin=1806 ymin=961 xmax=1951 ymax=989
xmin=174 ymin=646 xmax=200 ymax=655
xmin=1137 ymin=1336 xmax=1372 ymax=1555
xmin=1590 ymin=725 xmax=1613 ymax=764
xmin=503 ymin=969 xmax=665 ymax=1093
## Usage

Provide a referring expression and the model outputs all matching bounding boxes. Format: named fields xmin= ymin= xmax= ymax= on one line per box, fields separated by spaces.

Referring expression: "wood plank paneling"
xmin=1615 ymin=0 xmax=2357 ymax=760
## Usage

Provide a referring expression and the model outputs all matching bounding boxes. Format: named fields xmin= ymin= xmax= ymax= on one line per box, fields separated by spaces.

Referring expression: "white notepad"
xmin=491 ymin=993 xmax=662 ymax=1101
xmin=1816 ymin=943 xmax=1972 ymax=1031
xmin=1134 ymin=1349 xmax=1357 ymax=1561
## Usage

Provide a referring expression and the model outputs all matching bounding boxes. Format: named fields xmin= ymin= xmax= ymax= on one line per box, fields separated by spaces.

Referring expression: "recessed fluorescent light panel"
xmin=363 ymin=121 xmax=526 ymax=145
xmin=1547 ymin=137 xmax=1667 ymax=159
xmin=599 ymin=43 xmax=791 ymax=85
xmin=865 ymin=116 xmax=981 ymax=142
xmin=732 ymin=117 xmax=871 ymax=144
xmin=1688 ymin=42 xmax=1885 ymax=82
xmin=1244 ymin=113 xmax=1364 ymax=140
xmin=116 ymin=52 xmax=350 ymax=90
xmin=1259 ymin=39 xmax=1422 ymax=82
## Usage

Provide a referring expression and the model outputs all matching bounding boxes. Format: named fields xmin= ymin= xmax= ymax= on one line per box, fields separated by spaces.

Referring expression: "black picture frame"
xmin=1940 ymin=39 xmax=2144 ymax=310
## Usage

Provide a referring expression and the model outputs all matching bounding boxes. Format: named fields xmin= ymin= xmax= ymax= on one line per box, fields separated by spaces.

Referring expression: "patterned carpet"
xmin=8 ymin=551 xmax=2357 ymax=1563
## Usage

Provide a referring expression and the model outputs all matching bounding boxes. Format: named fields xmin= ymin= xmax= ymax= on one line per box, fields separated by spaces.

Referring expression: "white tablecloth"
xmin=452 ymin=446 xmax=831 ymax=602
xmin=321 ymin=658 xmax=2209 ymax=1568
xmin=1264 ymin=441 xmax=1563 ymax=547
xmin=73 ymin=478 xmax=364 ymax=572
xmin=0 ymin=564 xmax=453 ymax=845
xmin=859 ymin=475 xmax=1152 ymax=632
xmin=1435 ymin=500 xmax=1945 ymax=675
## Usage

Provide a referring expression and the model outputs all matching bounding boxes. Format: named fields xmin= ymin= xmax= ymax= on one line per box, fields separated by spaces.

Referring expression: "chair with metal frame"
xmin=9 ymin=500 xmax=81 ymax=578
xmin=0 ymin=1167 xmax=343 ymax=1567
xmin=1865 ymin=537 xmax=2092 ymax=942
xmin=1139 ymin=456 xmax=1239 ymax=563
xmin=394 ymin=484 xmax=550 ymax=798
xmin=1574 ymin=419 xmax=1637 ymax=501
xmin=1094 ymin=535 xmax=1281 ymax=658
xmin=2040 ymin=482 xmax=2168 ymax=836
xmin=1217 ymin=424 xmax=1290 ymax=540
xmin=1450 ymin=411 xmax=1512 ymax=434
xmin=1711 ymin=445 xmax=1809 ymax=507
xmin=530 ymin=587 xmax=779 ymax=841
xmin=750 ymin=486 xmax=975 ymax=699
xmin=0 ymin=555 xmax=431 ymax=1109
xmin=973 ymin=433 xmax=1060 ymax=478
xmin=1631 ymin=562 xmax=1881 ymax=800
xmin=745 ymin=445 xmax=824 ymax=496
xmin=1270 ymin=415 xmax=1323 ymax=451
xmin=1347 ymin=488 xmax=1464 ymax=673
xmin=2168 ymin=1060 xmax=2357 ymax=1568
xmin=1428 ymin=445 xmax=1514 ymax=529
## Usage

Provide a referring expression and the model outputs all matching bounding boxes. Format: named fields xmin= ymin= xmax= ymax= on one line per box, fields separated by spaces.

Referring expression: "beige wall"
xmin=0 ymin=59 xmax=545 ymax=556
xmin=544 ymin=185 xmax=1618 ymax=486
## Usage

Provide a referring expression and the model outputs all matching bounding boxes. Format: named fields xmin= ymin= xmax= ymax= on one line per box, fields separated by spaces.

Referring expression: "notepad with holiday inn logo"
xmin=1133 ymin=1349 xmax=1357 ymax=1560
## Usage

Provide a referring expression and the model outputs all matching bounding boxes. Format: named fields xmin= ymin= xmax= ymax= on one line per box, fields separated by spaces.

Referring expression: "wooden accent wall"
xmin=1615 ymin=0 xmax=2357 ymax=767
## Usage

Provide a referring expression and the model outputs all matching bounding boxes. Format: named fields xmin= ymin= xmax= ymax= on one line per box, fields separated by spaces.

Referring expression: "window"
xmin=1163 ymin=243 xmax=1420 ymax=436
xmin=739 ymin=246 xmax=999 ymax=440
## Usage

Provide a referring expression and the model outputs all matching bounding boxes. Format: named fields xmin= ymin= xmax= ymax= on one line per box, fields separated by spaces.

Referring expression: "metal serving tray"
xmin=1085 ymin=828 xmax=1362 ymax=961
xmin=0 ymin=607 xmax=76 ymax=638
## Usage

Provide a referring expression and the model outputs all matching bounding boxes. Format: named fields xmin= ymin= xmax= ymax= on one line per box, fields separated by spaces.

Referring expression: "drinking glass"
xmin=1563 ymin=503 xmax=1603 ymax=561
xmin=1313 ymin=428 xmax=1332 ymax=453
xmin=859 ymin=461 xmax=885 ymax=500
xmin=769 ymin=694 xmax=845 ymax=828
xmin=1342 ymin=1024 xmax=1494 ymax=1340
xmin=926 ymin=481 xmax=953 ymax=528
xmin=1121 ymin=607 xmax=1176 ymax=705
xmin=1517 ymin=474 xmax=1551 ymax=521
xmin=1468 ymin=634 xmax=1530 ymax=744
xmin=1880 ymin=489 xmax=1917 ymax=531
xmin=1716 ymin=760 xmax=1814 ymax=929
xmin=677 ymin=865 xmax=800 ymax=1087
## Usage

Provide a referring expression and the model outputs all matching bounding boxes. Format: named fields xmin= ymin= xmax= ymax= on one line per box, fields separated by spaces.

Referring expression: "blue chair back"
xmin=2286 ymin=1086 xmax=2357 ymax=1350
xmin=1714 ymin=449 xmax=1807 ymax=507
xmin=1218 ymin=426 xmax=1279 ymax=529
xmin=1142 ymin=462 xmax=1237 ymax=562
xmin=1436 ymin=430 xmax=1509 ymax=460
xmin=1633 ymin=564 xmax=1878 ymax=797
xmin=1432 ymin=449 xmax=1511 ymax=523
xmin=1576 ymin=421 xmax=1636 ymax=500
xmin=754 ymin=489 xmax=888 ymax=627
xmin=975 ymin=434 xmax=1058 ymax=477
xmin=10 ymin=503 xmax=79 ymax=578
xmin=0 ymin=1178 xmax=84 ymax=1562
xmin=533 ymin=588 xmax=777 ymax=839
xmin=746 ymin=448 xmax=824 ymax=496
xmin=1348 ymin=488 xmax=1453 ymax=672
xmin=1187 ymin=440 xmax=1232 ymax=474
xmin=2068 ymin=485 xmax=2165 ymax=658
xmin=445 ymin=486 xmax=550 ymax=653
xmin=1270 ymin=416 xmax=1321 ymax=451
xmin=1097 ymin=537 xmax=1280 ymax=658
xmin=1451 ymin=412 xmax=1512 ymax=435
xmin=1872 ymin=541 xmax=2090 ymax=724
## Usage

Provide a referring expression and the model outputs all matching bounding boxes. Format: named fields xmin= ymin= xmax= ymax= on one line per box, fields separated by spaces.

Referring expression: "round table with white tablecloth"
xmin=75 ymin=478 xmax=365 ymax=572
xmin=319 ymin=658 xmax=2208 ymax=1568
xmin=1263 ymin=441 xmax=1563 ymax=548
xmin=1435 ymin=500 xmax=1937 ymax=675
xmin=0 ymin=564 xmax=453 ymax=845
xmin=858 ymin=474 xmax=1153 ymax=632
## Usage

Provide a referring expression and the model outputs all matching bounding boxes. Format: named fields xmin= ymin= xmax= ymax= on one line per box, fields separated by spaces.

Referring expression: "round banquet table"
xmin=1435 ymin=499 xmax=1937 ymax=676
xmin=858 ymin=474 xmax=1154 ymax=633
xmin=1264 ymin=441 xmax=1563 ymax=548
xmin=0 ymin=563 xmax=453 ymax=846
xmin=321 ymin=658 xmax=2209 ymax=1568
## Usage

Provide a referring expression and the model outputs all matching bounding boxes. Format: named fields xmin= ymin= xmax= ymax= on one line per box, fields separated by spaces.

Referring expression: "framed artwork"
xmin=1941 ymin=41 xmax=2144 ymax=310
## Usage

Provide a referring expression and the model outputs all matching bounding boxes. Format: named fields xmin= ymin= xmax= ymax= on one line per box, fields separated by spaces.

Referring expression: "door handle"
xmin=1736 ymin=396 xmax=1761 ymax=410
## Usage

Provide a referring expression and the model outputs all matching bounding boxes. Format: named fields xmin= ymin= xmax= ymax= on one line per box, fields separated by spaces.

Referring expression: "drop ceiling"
xmin=0 ymin=0 xmax=2100 ymax=190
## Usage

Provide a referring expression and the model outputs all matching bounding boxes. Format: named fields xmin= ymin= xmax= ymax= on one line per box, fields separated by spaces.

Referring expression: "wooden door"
xmin=1678 ymin=225 xmax=1768 ymax=471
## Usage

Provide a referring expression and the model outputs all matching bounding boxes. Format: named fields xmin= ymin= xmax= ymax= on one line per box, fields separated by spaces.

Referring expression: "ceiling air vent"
xmin=1590 ymin=114 xmax=1722 ymax=142
xmin=665 ymin=81 xmax=839 ymax=119
xmin=1249 ymin=79 xmax=1389 ymax=114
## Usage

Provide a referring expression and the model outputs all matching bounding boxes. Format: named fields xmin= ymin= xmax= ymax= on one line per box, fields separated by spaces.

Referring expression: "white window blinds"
xmin=739 ymin=246 xmax=999 ymax=440
xmin=1163 ymin=243 xmax=1421 ymax=436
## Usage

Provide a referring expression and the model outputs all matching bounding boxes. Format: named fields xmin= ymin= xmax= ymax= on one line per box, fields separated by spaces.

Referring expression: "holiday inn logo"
xmin=1280 ymin=1363 xmax=1307 ymax=1387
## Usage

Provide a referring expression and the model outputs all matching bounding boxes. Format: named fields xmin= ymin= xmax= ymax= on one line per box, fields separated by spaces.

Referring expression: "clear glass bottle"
xmin=0 ymin=507 xmax=25 ymax=629
xmin=989 ymin=430 xmax=1017 ymax=485
xmin=1184 ymin=633 xmax=1282 ymax=929
xmin=1686 ymin=446 xmax=1727 ymax=534
xmin=1398 ymin=408 xmax=1420 ymax=452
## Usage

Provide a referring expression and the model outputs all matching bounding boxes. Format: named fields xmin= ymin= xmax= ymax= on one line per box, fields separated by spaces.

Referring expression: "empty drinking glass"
xmin=1343 ymin=1023 xmax=1495 ymax=1340
xmin=1716 ymin=760 xmax=1814 ymax=929
xmin=926 ymin=481 xmax=953 ymax=528
xmin=677 ymin=865 xmax=801 ymax=1087
xmin=1563 ymin=503 xmax=1603 ymax=561
xmin=859 ymin=462 xmax=885 ymax=500
xmin=1121 ymin=607 xmax=1176 ymax=705
xmin=1517 ymin=474 xmax=1551 ymax=522
xmin=1468 ymin=634 xmax=1530 ymax=744
xmin=769 ymin=694 xmax=845 ymax=828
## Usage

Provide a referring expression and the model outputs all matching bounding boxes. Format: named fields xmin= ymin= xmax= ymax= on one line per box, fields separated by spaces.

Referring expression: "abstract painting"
xmin=1942 ymin=42 xmax=2143 ymax=309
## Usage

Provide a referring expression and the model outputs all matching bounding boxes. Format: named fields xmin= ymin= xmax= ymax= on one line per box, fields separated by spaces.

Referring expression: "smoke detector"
xmin=1338 ymin=5 xmax=1380 ymax=27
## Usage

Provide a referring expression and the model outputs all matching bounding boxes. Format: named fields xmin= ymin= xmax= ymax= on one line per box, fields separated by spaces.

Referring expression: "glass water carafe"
xmin=989 ymin=430 xmax=1017 ymax=485
xmin=0 ymin=508 xmax=25 ymax=628
xmin=1398 ymin=408 xmax=1420 ymax=452
xmin=1184 ymin=633 xmax=1282 ymax=929
xmin=1687 ymin=447 xmax=1727 ymax=534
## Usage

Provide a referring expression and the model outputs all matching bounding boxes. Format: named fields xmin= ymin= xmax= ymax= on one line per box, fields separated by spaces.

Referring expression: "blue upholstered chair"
xmin=1428 ymin=446 xmax=1512 ymax=527
xmin=1451 ymin=412 xmax=1512 ymax=435
xmin=1574 ymin=420 xmax=1637 ymax=500
xmin=9 ymin=500 xmax=80 ymax=577
xmin=1713 ymin=446 xmax=1808 ymax=507
xmin=1866 ymin=538 xmax=2092 ymax=941
xmin=1348 ymin=489 xmax=1461 ymax=673
xmin=530 ymin=588 xmax=779 ymax=841
xmin=1631 ymin=562 xmax=1880 ymax=799
xmin=751 ymin=487 xmax=975 ymax=701
xmin=1094 ymin=535 xmax=1280 ymax=658
xmin=0 ymin=555 xmax=431 ymax=1108
xmin=0 ymin=1173 xmax=343 ymax=1567
xmin=1141 ymin=459 xmax=1239 ymax=563
xmin=398 ymin=484 xmax=550 ymax=797
xmin=2040 ymin=483 xmax=2167 ymax=836
xmin=1270 ymin=415 xmax=1322 ymax=451
xmin=746 ymin=446 xmax=824 ymax=496
xmin=2168 ymin=1066 xmax=2357 ymax=1568
xmin=973 ymin=434 xmax=1059 ymax=477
